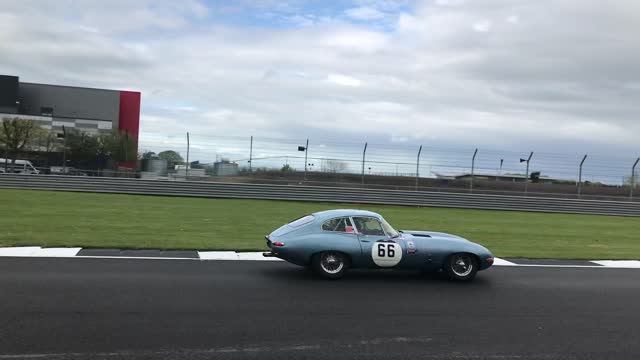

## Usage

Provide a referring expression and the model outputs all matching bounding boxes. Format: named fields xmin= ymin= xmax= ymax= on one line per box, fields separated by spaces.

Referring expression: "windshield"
xmin=381 ymin=218 xmax=399 ymax=238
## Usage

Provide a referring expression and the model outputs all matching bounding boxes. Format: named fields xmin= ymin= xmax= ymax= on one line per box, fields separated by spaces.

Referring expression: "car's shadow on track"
xmin=260 ymin=264 xmax=493 ymax=287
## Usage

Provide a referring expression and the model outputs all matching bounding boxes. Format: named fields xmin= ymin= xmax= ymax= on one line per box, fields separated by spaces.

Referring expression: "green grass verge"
xmin=0 ymin=189 xmax=638 ymax=259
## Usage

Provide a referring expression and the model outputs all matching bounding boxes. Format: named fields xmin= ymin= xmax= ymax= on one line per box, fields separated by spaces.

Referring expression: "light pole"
xmin=497 ymin=159 xmax=503 ymax=181
xmin=520 ymin=151 xmax=533 ymax=195
xmin=298 ymin=139 xmax=308 ymax=180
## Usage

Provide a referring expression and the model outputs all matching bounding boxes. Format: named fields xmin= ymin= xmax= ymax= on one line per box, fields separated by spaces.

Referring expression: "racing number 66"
xmin=377 ymin=243 xmax=395 ymax=257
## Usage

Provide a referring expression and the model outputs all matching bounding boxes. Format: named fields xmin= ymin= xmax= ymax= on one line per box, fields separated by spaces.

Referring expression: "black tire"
xmin=444 ymin=253 xmax=478 ymax=281
xmin=311 ymin=251 xmax=349 ymax=279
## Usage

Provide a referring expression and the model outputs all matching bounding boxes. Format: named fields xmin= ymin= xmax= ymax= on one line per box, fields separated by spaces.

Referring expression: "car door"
xmin=352 ymin=216 xmax=404 ymax=268
xmin=319 ymin=216 xmax=363 ymax=264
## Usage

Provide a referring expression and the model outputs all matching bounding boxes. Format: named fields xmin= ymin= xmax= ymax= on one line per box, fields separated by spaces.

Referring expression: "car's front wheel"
xmin=312 ymin=251 xmax=349 ymax=279
xmin=445 ymin=253 xmax=478 ymax=281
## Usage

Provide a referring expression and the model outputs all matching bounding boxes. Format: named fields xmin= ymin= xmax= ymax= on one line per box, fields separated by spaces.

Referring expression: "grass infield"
xmin=0 ymin=189 xmax=638 ymax=259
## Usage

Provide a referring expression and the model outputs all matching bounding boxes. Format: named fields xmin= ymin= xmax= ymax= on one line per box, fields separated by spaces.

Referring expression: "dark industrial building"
xmin=0 ymin=75 xmax=140 ymax=144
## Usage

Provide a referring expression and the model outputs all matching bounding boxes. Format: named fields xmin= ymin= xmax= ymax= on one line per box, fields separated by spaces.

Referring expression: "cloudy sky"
xmin=1 ymin=0 xmax=638 ymax=176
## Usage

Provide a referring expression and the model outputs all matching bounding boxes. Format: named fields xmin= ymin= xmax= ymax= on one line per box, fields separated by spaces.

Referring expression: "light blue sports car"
xmin=263 ymin=209 xmax=494 ymax=281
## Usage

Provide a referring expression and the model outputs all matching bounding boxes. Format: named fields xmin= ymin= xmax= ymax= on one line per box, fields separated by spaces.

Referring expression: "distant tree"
xmin=157 ymin=150 xmax=184 ymax=168
xmin=32 ymin=128 xmax=60 ymax=154
xmin=65 ymin=130 xmax=100 ymax=168
xmin=100 ymin=131 xmax=136 ymax=163
xmin=141 ymin=151 xmax=158 ymax=160
xmin=0 ymin=117 xmax=40 ymax=171
xmin=64 ymin=130 xmax=137 ymax=170
xmin=281 ymin=164 xmax=294 ymax=172
xmin=321 ymin=159 xmax=348 ymax=173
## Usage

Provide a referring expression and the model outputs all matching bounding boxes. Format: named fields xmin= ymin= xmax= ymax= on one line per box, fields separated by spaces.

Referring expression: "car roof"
xmin=311 ymin=209 xmax=382 ymax=220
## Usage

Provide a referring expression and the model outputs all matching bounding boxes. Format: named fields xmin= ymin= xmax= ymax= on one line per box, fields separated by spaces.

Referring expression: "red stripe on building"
xmin=118 ymin=91 xmax=141 ymax=142
xmin=118 ymin=91 xmax=141 ymax=169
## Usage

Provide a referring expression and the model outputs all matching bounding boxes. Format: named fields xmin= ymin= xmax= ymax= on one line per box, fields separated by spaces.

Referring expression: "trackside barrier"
xmin=1 ymin=174 xmax=639 ymax=217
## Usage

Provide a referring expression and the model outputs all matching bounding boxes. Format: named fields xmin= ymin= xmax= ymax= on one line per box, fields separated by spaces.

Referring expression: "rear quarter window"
xmin=288 ymin=215 xmax=315 ymax=227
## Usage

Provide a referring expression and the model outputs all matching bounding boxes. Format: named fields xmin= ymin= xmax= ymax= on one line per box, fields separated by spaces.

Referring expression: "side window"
xmin=322 ymin=217 xmax=354 ymax=233
xmin=353 ymin=217 xmax=385 ymax=236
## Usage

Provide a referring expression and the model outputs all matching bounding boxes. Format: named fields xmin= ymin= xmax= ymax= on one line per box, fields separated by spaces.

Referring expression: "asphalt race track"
xmin=1 ymin=258 xmax=639 ymax=359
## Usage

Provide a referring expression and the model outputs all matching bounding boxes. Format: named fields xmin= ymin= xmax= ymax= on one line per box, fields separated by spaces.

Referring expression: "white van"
xmin=0 ymin=159 xmax=40 ymax=174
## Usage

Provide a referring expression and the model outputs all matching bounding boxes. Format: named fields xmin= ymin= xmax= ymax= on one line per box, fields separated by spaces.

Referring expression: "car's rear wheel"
xmin=312 ymin=251 xmax=348 ymax=279
xmin=445 ymin=253 xmax=478 ymax=281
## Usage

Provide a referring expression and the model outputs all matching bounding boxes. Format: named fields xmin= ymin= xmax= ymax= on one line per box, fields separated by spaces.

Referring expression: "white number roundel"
xmin=371 ymin=241 xmax=402 ymax=267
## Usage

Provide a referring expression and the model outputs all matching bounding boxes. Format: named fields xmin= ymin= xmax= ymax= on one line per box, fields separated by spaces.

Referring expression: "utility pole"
xmin=497 ymin=159 xmax=503 ymax=182
xmin=415 ymin=145 xmax=422 ymax=191
xmin=470 ymin=148 xmax=478 ymax=193
xmin=631 ymin=157 xmax=640 ymax=199
xmin=577 ymin=154 xmax=587 ymax=197
xmin=361 ymin=142 xmax=368 ymax=185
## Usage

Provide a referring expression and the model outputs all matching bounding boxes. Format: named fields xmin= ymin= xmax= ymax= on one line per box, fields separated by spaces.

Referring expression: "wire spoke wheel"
xmin=446 ymin=253 xmax=477 ymax=280
xmin=320 ymin=252 xmax=344 ymax=274
xmin=451 ymin=254 xmax=473 ymax=276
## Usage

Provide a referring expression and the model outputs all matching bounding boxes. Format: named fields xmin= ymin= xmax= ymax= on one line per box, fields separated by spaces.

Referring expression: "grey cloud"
xmin=0 ymin=0 xmax=638 ymax=158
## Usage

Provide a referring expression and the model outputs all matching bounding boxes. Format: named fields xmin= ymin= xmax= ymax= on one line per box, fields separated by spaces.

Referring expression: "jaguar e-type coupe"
xmin=263 ymin=209 xmax=494 ymax=281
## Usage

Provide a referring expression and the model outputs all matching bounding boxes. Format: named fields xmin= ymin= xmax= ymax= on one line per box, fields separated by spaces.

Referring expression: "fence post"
xmin=361 ymin=142 xmax=368 ymax=185
xmin=415 ymin=145 xmax=422 ymax=191
xmin=249 ymin=136 xmax=253 ymax=173
xmin=186 ymin=132 xmax=190 ymax=179
xmin=631 ymin=157 xmax=640 ymax=199
xmin=577 ymin=154 xmax=587 ymax=197
xmin=470 ymin=148 xmax=478 ymax=193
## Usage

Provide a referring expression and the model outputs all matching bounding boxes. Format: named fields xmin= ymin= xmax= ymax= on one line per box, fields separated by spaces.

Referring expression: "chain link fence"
xmin=4 ymin=131 xmax=639 ymax=201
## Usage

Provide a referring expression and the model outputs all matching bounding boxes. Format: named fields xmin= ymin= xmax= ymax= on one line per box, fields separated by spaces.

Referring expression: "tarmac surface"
xmin=0 ymin=257 xmax=639 ymax=359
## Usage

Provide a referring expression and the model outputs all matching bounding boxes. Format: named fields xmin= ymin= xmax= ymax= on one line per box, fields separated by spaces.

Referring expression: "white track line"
xmin=591 ymin=260 xmax=640 ymax=268
xmin=0 ymin=247 xmax=81 ymax=257
xmin=198 ymin=251 xmax=240 ymax=260
xmin=237 ymin=252 xmax=282 ymax=261
xmin=493 ymin=257 xmax=517 ymax=266
xmin=504 ymin=264 xmax=610 ymax=269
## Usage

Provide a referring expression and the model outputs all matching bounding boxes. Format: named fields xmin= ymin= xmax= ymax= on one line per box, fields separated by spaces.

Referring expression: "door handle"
xmin=360 ymin=240 xmax=371 ymax=243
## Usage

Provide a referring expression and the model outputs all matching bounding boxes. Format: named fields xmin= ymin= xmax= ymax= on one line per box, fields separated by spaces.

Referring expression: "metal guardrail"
xmin=1 ymin=174 xmax=639 ymax=217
